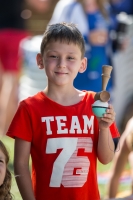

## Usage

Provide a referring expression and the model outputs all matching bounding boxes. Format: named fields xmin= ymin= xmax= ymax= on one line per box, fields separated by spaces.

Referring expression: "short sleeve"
xmin=110 ymin=122 xmax=120 ymax=138
xmin=6 ymin=101 xmax=33 ymax=142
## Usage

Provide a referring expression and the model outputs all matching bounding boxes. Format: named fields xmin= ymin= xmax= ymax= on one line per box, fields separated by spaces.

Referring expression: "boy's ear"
xmin=36 ymin=53 xmax=44 ymax=69
xmin=78 ymin=57 xmax=87 ymax=73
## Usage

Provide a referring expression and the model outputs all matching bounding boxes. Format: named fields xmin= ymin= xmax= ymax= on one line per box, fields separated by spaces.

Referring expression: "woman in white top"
xmin=48 ymin=0 xmax=89 ymax=37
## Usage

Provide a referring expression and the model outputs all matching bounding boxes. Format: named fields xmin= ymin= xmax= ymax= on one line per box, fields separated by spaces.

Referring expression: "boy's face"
xmin=0 ymin=149 xmax=6 ymax=186
xmin=37 ymin=41 xmax=87 ymax=87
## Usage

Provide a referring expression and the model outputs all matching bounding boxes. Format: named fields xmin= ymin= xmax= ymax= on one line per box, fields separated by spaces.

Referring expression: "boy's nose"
xmin=58 ymin=59 xmax=66 ymax=68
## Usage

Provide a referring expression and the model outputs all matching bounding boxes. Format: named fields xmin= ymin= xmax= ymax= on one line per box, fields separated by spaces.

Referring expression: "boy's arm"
xmin=97 ymin=104 xmax=116 ymax=164
xmin=97 ymin=128 xmax=114 ymax=164
xmin=107 ymin=138 xmax=129 ymax=198
xmin=14 ymin=138 xmax=36 ymax=200
xmin=108 ymin=118 xmax=133 ymax=198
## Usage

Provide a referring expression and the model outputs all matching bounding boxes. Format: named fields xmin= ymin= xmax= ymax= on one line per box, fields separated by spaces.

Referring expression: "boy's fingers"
xmin=107 ymin=104 xmax=116 ymax=116
xmin=103 ymin=112 xmax=116 ymax=122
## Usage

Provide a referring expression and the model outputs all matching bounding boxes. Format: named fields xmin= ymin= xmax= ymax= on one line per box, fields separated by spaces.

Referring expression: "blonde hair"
xmin=82 ymin=0 xmax=109 ymax=18
xmin=0 ymin=140 xmax=12 ymax=200
xmin=96 ymin=0 xmax=108 ymax=18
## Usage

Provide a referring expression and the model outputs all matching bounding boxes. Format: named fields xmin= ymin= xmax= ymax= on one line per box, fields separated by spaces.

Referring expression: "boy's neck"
xmin=43 ymin=86 xmax=85 ymax=106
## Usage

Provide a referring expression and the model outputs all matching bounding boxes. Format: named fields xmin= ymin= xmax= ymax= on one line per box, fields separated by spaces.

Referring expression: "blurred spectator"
xmin=0 ymin=0 xmax=51 ymax=135
xmin=74 ymin=0 xmax=115 ymax=93
xmin=107 ymin=117 xmax=133 ymax=198
xmin=48 ymin=0 xmax=89 ymax=37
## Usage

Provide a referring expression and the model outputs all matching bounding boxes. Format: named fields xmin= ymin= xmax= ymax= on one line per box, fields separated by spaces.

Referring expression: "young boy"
xmin=7 ymin=22 xmax=120 ymax=200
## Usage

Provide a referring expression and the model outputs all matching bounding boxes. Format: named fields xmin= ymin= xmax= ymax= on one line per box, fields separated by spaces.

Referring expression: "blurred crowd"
xmin=0 ymin=0 xmax=133 ymax=199
xmin=0 ymin=0 xmax=53 ymax=135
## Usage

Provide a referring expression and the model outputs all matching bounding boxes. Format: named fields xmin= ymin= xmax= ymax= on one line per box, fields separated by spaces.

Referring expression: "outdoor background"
xmin=1 ymin=0 xmax=133 ymax=199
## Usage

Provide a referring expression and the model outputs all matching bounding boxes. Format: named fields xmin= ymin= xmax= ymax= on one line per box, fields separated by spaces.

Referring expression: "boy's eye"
xmin=50 ymin=55 xmax=58 ymax=59
xmin=0 ymin=159 xmax=4 ymax=163
xmin=68 ymin=57 xmax=74 ymax=60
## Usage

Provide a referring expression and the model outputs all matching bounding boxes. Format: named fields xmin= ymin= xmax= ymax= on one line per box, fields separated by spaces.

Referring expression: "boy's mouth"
xmin=55 ymin=72 xmax=68 ymax=75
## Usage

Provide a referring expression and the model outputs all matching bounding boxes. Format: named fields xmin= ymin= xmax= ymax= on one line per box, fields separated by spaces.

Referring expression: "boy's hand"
xmin=98 ymin=104 xmax=116 ymax=129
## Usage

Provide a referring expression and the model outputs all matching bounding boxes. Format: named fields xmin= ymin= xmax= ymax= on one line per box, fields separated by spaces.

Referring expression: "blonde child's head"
xmin=0 ymin=140 xmax=12 ymax=200
xmin=40 ymin=22 xmax=86 ymax=58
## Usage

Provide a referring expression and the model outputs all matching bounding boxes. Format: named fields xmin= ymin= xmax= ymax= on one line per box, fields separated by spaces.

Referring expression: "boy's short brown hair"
xmin=40 ymin=22 xmax=85 ymax=58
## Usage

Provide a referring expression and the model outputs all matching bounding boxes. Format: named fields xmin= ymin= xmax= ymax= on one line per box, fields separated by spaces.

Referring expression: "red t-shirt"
xmin=7 ymin=91 xmax=119 ymax=200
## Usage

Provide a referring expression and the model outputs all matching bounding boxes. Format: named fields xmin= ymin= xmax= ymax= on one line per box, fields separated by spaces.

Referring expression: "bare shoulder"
xmin=120 ymin=117 xmax=133 ymax=144
xmin=125 ymin=117 xmax=133 ymax=133
xmin=121 ymin=117 xmax=133 ymax=136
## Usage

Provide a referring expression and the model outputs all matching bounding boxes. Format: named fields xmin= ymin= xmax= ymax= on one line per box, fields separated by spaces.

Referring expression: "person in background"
xmin=6 ymin=22 xmax=119 ymax=200
xmin=74 ymin=0 xmax=116 ymax=93
xmin=0 ymin=0 xmax=51 ymax=135
xmin=0 ymin=140 xmax=12 ymax=200
xmin=48 ymin=0 xmax=89 ymax=41
xmin=107 ymin=117 xmax=133 ymax=198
